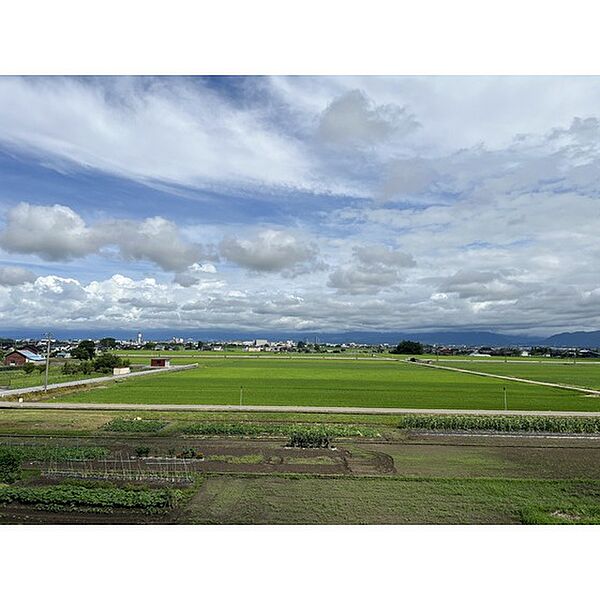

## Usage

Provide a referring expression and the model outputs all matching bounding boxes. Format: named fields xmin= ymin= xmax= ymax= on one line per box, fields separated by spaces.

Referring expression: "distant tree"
xmin=72 ymin=340 xmax=96 ymax=360
xmin=79 ymin=360 xmax=93 ymax=375
xmin=391 ymin=340 xmax=424 ymax=355
xmin=93 ymin=353 xmax=127 ymax=374
xmin=197 ymin=341 xmax=204 ymax=350
xmin=99 ymin=337 xmax=117 ymax=350
xmin=143 ymin=342 xmax=156 ymax=350
xmin=297 ymin=340 xmax=306 ymax=350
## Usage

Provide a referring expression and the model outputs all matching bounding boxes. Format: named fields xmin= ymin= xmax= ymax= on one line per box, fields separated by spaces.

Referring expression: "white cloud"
xmin=0 ymin=203 xmax=210 ymax=272
xmin=220 ymin=229 xmax=320 ymax=274
xmin=0 ymin=203 xmax=99 ymax=260
xmin=0 ymin=77 xmax=355 ymax=196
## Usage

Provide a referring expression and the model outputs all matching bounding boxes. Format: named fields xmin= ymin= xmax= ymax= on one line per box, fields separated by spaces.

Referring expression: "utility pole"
xmin=503 ymin=386 xmax=507 ymax=411
xmin=44 ymin=332 xmax=51 ymax=393
xmin=239 ymin=386 xmax=243 ymax=406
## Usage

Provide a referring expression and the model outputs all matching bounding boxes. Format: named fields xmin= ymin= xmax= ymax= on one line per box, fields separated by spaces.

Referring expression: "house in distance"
xmin=3 ymin=349 xmax=46 ymax=367
xmin=150 ymin=357 xmax=171 ymax=368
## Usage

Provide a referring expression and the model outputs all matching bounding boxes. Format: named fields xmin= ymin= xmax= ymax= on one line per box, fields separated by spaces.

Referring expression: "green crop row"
xmin=0 ymin=484 xmax=184 ymax=514
xmin=0 ymin=445 xmax=110 ymax=462
xmin=103 ymin=418 xmax=169 ymax=432
xmin=397 ymin=414 xmax=600 ymax=433
xmin=287 ymin=428 xmax=332 ymax=448
xmin=178 ymin=422 xmax=376 ymax=438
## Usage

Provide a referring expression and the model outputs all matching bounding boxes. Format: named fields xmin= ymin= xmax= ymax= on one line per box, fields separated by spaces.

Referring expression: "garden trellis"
xmin=42 ymin=450 xmax=195 ymax=483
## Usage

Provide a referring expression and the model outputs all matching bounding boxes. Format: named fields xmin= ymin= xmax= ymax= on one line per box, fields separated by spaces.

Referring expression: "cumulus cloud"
xmin=318 ymin=89 xmax=419 ymax=147
xmin=328 ymin=244 xmax=416 ymax=295
xmin=0 ymin=266 xmax=37 ymax=286
xmin=112 ymin=217 xmax=212 ymax=272
xmin=0 ymin=203 xmax=100 ymax=260
xmin=0 ymin=203 xmax=209 ymax=272
xmin=220 ymin=229 xmax=320 ymax=274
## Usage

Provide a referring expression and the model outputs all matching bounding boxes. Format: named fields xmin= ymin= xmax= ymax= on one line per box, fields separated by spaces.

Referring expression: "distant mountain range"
xmin=3 ymin=327 xmax=600 ymax=348
xmin=543 ymin=330 xmax=600 ymax=348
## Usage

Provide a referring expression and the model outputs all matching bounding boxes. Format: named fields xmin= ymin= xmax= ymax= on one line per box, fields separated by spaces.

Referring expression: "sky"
xmin=0 ymin=75 xmax=599 ymax=336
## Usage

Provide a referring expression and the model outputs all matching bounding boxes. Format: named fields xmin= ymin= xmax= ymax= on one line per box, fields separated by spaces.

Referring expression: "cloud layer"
xmin=1 ymin=76 xmax=600 ymax=335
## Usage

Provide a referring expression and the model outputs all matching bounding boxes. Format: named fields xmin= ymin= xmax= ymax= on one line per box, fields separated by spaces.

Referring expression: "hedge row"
xmin=0 ymin=484 xmax=184 ymax=513
xmin=397 ymin=414 xmax=600 ymax=434
xmin=0 ymin=445 xmax=109 ymax=462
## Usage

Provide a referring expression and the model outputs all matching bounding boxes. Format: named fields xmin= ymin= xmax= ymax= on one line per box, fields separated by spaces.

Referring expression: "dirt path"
xmin=0 ymin=363 xmax=198 ymax=398
xmin=1 ymin=400 xmax=600 ymax=417
xmin=409 ymin=359 xmax=600 ymax=396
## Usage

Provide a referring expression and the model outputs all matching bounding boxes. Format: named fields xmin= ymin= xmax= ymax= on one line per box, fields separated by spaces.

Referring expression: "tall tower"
xmin=137 ymin=331 xmax=143 ymax=345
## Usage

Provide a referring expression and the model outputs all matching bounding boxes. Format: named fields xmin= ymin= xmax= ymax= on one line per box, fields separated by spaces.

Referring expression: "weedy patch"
xmin=103 ymin=418 xmax=169 ymax=433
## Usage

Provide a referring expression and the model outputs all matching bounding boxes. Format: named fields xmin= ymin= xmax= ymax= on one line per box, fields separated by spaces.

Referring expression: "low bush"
xmin=62 ymin=353 xmax=130 ymax=376
xmin=0 ymin=450 xmax=21 ymax=483
xmin=0 ymin=445 xmax=109 ymax=462
xmin=176 ymin=448 xmax=203 ymax=459
xmin=287 ymin=427 xmax=332 ymax=448
xmin=23 ymin=363 xmax=36 ymax=375
xmin=397 ymin=414 xmax=600 ymax=434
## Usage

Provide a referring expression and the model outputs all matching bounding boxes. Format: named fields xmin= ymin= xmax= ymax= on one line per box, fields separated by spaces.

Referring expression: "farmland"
xmin=2 ymin=354 xmax=600 ymax=525
xmin=1 ymin=402 xmax=600 ymax=524
xmin=435 ymin=360 xmax=600 ymax=391
xmin=45 ymin=357 xmax=600 ymax=412
xmin=179 ymin=475 xmax=600 ymax=525
xmin=0 ymin=365 xmax=105 ymax=390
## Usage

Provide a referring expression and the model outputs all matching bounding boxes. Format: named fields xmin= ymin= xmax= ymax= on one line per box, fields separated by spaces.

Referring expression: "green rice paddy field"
xmin=54 ymin=357 xmax=600 ymax=412
xmin=439 ymin=360 xmax=600 ymax=390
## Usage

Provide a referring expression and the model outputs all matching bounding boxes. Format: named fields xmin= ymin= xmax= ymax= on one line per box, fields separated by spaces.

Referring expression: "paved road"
xmin=0 ymin=363 xmax=198 ymax=398
xmin=1 ymin=401 xmax=600 ymax=417
xmin=410 ymin=360 xmax=600 ymax=396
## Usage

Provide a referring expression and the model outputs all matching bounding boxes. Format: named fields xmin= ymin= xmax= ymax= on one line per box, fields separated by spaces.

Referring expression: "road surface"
xmin=0 ymin=363 xmax=198 ymax=398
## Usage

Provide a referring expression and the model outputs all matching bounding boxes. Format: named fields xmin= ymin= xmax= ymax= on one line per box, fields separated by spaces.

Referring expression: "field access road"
xmin=409 ymin=360 xmax=600 ymax=396
xmin=0 ymin=363 xmax=198 ymax=398
xmin=1 ymin=401 xmax=600 ymax=417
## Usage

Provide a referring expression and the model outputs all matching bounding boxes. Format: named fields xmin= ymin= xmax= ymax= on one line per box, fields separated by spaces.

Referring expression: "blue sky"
xmin=0 ymin=76 xmax=599 ymax=335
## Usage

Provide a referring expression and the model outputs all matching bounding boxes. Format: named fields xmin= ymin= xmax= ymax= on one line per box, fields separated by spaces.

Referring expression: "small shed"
xmin=3 ymin=349 xmax=45 ymax=367
xmin=150 ymin=357 xmax=171 ymax=368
